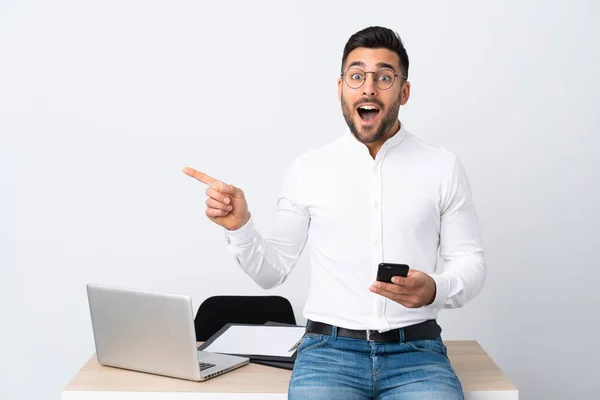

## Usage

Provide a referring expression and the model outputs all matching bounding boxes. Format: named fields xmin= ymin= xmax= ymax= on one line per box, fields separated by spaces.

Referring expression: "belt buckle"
xmin=366 ymin=329 xmax=373 ymax=341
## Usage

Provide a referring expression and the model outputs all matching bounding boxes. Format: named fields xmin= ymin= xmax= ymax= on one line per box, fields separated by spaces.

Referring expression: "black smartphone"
xmin=376 ymin=263 xmax=410 ymax=283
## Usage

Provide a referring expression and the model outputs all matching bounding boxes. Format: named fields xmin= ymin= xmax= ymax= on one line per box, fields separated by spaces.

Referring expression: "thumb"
xmin=221 ymin=183 xmax=244 ymax=199
xmin=214 ymin=181 xmax=230 ymax=193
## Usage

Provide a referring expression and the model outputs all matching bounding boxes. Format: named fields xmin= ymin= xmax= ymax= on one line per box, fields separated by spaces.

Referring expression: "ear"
xmin=337 ymin=77 xmax=342 ymax=101
xmin=400 ymin=81 xmax=411 ymax=105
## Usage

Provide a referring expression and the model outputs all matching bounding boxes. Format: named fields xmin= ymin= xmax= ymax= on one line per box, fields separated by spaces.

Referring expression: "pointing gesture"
xmin=183 ymin=167 xmax=251 ymax=231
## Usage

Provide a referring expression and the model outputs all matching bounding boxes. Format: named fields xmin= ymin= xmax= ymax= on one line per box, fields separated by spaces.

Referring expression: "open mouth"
xmin=356 ymin=104 xmax=381 ymax=124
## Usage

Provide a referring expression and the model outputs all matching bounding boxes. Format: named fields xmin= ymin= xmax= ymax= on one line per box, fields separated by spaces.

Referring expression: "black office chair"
xmin=194 ymin=295 xmax=297 ymax=341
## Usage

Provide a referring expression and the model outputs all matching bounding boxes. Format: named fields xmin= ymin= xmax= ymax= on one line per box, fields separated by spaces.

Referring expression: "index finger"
xmin=373 ymin=281 xmax=405 ymax=292
xmin=183 ymin=167 xmax=235 ymax=194
xmin=183 ymin=167 xmax=218 ymax=187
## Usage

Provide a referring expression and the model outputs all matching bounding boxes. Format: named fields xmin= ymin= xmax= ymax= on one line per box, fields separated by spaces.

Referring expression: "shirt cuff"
xmin=428 ymin=273 xmax=451 ymax=310
xmin=223 ymin=216 xmax=256 ymax=246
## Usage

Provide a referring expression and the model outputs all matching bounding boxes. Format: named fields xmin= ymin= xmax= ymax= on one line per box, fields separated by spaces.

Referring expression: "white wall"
xmin=1 ymin=0 xmax=599 ymax=399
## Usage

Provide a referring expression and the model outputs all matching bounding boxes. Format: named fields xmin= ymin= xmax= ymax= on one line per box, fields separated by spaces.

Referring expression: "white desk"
xmin=63 ymin=340 xmax=518 ymax=400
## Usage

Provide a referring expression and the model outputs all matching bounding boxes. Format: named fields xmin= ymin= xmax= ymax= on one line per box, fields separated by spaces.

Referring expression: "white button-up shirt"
xmin=225 ymin=124 xmax=486 ymax=331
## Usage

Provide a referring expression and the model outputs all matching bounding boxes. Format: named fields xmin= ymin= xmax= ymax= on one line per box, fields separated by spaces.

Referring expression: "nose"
xmin=362 ymin=73 xmax=378 ymax=97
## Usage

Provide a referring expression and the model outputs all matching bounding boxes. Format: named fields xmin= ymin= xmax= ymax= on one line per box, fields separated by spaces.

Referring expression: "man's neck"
xmin=365 ymin=120 xmax=400 ymax=159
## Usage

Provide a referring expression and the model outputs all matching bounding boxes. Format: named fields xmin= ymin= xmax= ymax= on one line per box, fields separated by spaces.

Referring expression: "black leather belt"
xmin=306 ymin=319 xmax=442 ymax=343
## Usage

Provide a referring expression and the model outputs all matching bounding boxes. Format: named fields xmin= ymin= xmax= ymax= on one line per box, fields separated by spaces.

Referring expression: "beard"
xmin=341 ymin=93 xmax=401 ymax=144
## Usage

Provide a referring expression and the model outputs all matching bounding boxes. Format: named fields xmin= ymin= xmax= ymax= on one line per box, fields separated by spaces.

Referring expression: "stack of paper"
xmin=198 ymin=323 xmax=306 ymax=369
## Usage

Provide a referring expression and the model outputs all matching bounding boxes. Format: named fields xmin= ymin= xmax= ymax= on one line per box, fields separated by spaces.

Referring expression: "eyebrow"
xmin=346 ymin=61 xmax=397 ymax=73
xmin=347 ymin=61 xmax=366 ymax=69
xmin=376 ymin=62 xmax=397 ymax=72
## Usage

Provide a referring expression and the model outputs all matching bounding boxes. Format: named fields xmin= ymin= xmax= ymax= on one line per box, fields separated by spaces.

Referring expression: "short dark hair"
xmin=341 ymin=26 xmax=409 ymax=78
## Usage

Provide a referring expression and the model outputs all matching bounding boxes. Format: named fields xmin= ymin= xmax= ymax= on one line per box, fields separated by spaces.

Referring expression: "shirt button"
xmin=373 ymin=238 xmax=379 ymax=246
xmin=373 ymin=200 xmax=379 ymax=208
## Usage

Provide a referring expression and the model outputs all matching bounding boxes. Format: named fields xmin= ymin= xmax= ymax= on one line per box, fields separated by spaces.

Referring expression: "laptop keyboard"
xmin=199 ymin=362 xmax=216 ymax=371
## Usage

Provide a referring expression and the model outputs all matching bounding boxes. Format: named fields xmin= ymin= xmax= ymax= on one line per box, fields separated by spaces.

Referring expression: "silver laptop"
xmin=86 ymin=283 xmax=249 ymax=381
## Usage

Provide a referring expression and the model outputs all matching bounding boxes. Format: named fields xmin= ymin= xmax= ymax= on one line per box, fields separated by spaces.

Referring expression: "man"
xmin=184 ymin=26 xmax=485 ymax=399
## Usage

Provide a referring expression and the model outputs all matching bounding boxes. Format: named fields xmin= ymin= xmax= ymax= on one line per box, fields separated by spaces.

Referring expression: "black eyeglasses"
xmin=341 ymin=68 xmax=407 ymax=90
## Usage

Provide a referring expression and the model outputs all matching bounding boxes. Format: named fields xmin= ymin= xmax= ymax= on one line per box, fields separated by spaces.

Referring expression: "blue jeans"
xmin=288 ymin=326 xmax=464 ymax=400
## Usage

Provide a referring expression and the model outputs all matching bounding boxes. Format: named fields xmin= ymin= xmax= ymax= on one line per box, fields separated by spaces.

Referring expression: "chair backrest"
xmin=194 ymin=295 xmax=297 ymax=341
